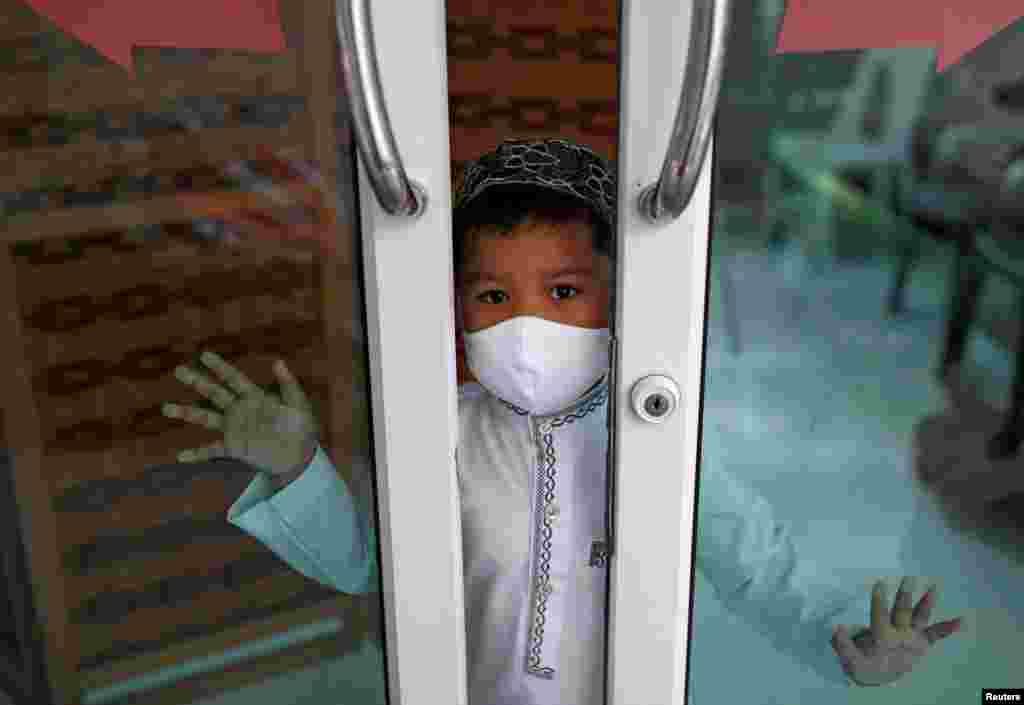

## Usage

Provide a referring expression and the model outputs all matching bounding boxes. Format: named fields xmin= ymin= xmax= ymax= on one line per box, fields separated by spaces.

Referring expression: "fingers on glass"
xmin=274 ymin=359 xmax=311 ymax=410
xmin=911 ymin=582 xmax=937 ymax=630
xmin=892 ymin=576 xmax=916 ymax=629
xmin=162 ymin=403 xmax=222 ymax=430
xmin=870 ymin=580 xmax=887 ymax=635
xmin=199 ymin=350 xmax=260 ymax=397
xmin=177 ymin=442 xmax=227 ymax=463
xmin=923 ymin=618 xmax=961 ymax=645
xmin=174 ymin=364 xmax=236 ymax=409
xmin=831 ymin=625 xmax=861 ymax=672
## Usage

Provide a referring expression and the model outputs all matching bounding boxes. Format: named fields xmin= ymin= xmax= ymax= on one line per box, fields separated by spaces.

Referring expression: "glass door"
xmin=0 ymin=0 xmax=462 ymax=703
xmin=605 ymin=0 xmax=719 ymax=703
xmin=682 ymin=4 xmax=1024 ymax=705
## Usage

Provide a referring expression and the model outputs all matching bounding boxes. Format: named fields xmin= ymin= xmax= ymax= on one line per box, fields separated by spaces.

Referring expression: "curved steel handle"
xmin=638 ymin=0 xmax=731 ymax=223
xmin=336 ymin=0 xmax=428 ymax=217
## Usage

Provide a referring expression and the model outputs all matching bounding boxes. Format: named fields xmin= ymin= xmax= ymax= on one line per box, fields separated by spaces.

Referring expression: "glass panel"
xmin=692 ymin=4 xmax=1024 ymax=704
xmin=0 ymin=0 xmax=388 ymax=703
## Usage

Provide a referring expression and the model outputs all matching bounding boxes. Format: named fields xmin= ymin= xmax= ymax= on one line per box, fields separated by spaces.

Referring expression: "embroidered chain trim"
xmin=498 ymin=398 xmax=529 ymax=415
xmin=497 ymin=376 xmax=609 ymax=419
xmin=524 ymin=385 xmax=608 ymax=679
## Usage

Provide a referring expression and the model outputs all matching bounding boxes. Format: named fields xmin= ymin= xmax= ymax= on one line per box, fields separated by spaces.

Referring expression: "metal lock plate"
xmin=630 ymin=374 xmax=680 ymax=423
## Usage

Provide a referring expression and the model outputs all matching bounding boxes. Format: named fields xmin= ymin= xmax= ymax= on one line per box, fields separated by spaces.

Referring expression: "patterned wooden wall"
xmin=446 ymin=0 xmax=619 ymax=174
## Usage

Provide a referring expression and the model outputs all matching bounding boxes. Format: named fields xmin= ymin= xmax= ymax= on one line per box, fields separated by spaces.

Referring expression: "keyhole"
xmin=645 ymin=393 xmax=668 ymax=417
xmin=631 ymin=375 xmax=680 ymax=423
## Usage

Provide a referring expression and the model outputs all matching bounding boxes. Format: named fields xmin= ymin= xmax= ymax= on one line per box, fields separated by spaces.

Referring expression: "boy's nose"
xmin=511 ymin=296 xmax=550 ymax=319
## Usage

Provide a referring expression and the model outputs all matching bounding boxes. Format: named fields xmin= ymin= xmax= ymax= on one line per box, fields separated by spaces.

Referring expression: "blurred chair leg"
xmin=986 ymin=288 xmax=1024 ymax=459
xmin=886 ymin=231 xmax=921 ymax=316
xmin=938 ymin=232 xmax=985 ymax=380
xmin=718 ymin=257 xmax=742 ymax=357
xmin=807 ymin=189 xmax=834 ymax=276
xmin=763 ymin=161 xmax=787 ymax=246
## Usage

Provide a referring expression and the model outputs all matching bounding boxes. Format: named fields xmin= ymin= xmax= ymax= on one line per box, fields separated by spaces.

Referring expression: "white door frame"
xmin=354 ymin=0 xmax=467 ymax=703
xmin=606 ymin=0 xmax=717 ymax=702
xmin=360 ymin=0 xmax=720 ymax=702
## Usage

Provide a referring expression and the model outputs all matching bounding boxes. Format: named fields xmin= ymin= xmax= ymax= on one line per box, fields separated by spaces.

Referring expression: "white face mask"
xmin=464 ymin=316 xmax=610 ymax=415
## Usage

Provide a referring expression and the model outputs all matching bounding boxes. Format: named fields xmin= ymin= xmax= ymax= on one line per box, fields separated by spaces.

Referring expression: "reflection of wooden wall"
xmin=0 ymin=1 xmax=372 ymax=703
xmin=2 ymin=0 xmax=622 ymax=697
xmin=446 ymin=0 xmax=619 ymax=175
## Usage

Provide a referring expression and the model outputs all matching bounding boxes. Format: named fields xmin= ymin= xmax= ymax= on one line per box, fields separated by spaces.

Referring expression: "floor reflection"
xmin=690 ymin=206 xmax=1023 ymax=704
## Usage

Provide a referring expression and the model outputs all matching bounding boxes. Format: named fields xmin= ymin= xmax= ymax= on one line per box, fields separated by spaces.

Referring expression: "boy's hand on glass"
xmin=162 ymin=351 xmax=319 ymax=480
xmin=831 ymin=577 xmax=963 ymax=687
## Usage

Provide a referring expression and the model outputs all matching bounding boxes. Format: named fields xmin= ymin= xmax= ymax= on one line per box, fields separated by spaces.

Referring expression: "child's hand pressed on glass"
xmin=162 ymin=350 xmax=318 ymax=480
xmin=832 ymin=577 xmax=963 ymax=687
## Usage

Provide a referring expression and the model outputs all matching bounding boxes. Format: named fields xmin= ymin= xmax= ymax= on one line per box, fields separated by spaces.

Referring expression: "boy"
xmin=163 ymin=139 xmax=962 ymax=704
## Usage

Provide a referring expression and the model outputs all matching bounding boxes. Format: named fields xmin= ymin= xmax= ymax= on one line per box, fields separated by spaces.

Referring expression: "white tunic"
xmin=227 ymin=379 xmax=864 ymax=704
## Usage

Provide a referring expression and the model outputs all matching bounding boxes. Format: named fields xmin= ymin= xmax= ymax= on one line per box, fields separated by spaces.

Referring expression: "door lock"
xmin=631 ymin=375 xmax=680 ymax=423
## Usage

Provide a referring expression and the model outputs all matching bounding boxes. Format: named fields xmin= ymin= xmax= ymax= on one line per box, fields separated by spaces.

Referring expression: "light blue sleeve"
xmin=694 ymin=459 xmax=870 ymax=687
xmin=226 ymin=444 xmax=378 ymax=595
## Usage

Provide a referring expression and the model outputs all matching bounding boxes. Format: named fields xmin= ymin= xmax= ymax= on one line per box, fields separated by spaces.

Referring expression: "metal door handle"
xmin=336 ymin=0 xmax=428 ymax=217
xmin=638 ymin=0 xmax=731 ymax=223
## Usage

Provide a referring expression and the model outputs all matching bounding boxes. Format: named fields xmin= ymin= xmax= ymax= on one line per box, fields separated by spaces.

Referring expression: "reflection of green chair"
xmin=764 ymin=48 xmax=935 ymax=272
xmin=885 ymin=119 xmax=989 ymax=317
xmin=940 ymin=159 xmax=1024 ymax=459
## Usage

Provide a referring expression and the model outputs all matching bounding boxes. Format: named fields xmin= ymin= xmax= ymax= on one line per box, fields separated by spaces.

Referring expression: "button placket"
xmin=525 ymin=419 xmax=568 ymax=679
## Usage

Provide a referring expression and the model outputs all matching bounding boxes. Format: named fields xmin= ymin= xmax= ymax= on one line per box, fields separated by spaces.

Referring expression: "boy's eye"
xmin=551 ymin=285 xmax=579 ymax=300
xmin=476 ymin=290 xmax=508 ymax=305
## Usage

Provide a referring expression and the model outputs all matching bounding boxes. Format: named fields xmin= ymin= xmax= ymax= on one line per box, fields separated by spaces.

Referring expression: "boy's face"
xmin=458 ymin=216 xmax=612 ymax=334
